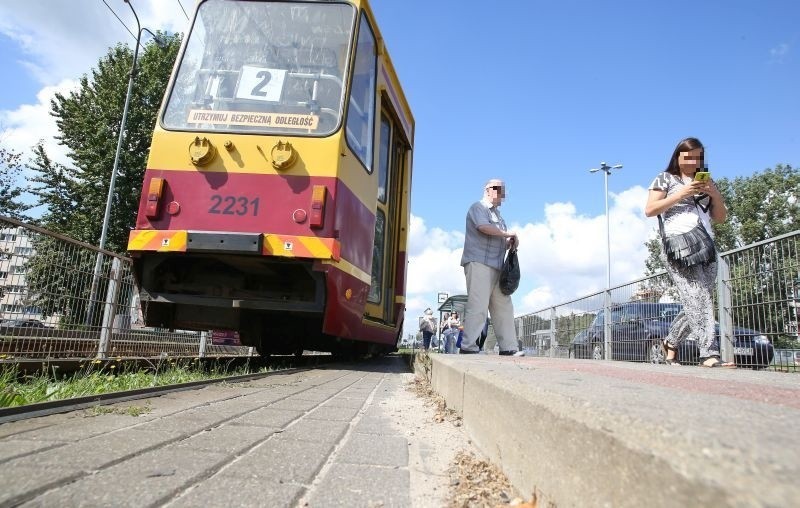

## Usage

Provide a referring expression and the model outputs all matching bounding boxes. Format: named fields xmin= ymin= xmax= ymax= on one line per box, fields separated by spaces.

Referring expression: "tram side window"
xmin=368 ymin=210 xmax=385 ymax=303
xmin=377 ymin=115 xmax=391 ymax=203
xmin=346 ymin=14 xmax=377 ymax=172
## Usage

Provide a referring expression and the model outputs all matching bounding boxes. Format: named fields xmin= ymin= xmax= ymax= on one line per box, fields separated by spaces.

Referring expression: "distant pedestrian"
xmin=645 ymin=137 xmax=734 ymax=368
xmin=459 ymin=179 xmax=523 ymax=356
xmin=419 ymin=308 xmax=436 ymax=350
xmin=443 ymin=312 xmax=461 ymax=353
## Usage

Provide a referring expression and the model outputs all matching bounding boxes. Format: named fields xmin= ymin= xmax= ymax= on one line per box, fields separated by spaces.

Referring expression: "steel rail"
xmin=0 ymin=368 xmax=300 ymax=425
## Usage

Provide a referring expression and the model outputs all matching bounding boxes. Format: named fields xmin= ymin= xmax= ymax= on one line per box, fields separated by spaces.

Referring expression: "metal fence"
xmin=4 ymin=213 xmax=799 ymax=369
xmin=0 ymin=215 xmax=253 ymax=361
xmin=515 ymin=230 xmax=800 ymax=371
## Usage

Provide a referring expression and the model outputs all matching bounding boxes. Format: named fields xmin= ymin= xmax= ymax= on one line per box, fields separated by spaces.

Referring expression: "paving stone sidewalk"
xmin=0 ymin=357 xmax=419 ymax=508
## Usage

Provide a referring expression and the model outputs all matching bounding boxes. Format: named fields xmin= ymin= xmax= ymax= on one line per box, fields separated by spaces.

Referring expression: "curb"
xmin=413 ymin=353 xmax=795 ymax=507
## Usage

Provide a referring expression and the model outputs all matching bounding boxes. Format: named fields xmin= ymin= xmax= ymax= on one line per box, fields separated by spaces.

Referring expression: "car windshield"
xmin=163 ymin=0 xmax=355 ymax=136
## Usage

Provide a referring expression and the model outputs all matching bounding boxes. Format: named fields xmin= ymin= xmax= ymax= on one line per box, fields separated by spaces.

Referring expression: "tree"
xmin=27 ymin=143 xmax=86 ymax=233
xmin=714 ymin=164 xmax=800 ymax=250
xmin=0 ymin=145 xmax=28 ymax=219
xmin=24 ymin=143 xmax=97 ymax=322
xmin=639 ymin=236 xmax=669 ymax=299
xmin=29 ymin=33 xmax=181 ymax=251
xmin=24 ymin=34 xmax=181 ymax=322
xmin=554 ymin=312 xmax=595 ymax=345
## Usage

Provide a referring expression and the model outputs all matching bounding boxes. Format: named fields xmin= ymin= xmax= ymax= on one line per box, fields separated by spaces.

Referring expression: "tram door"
xmin=366 ymin=107 xmax=408 ymax=324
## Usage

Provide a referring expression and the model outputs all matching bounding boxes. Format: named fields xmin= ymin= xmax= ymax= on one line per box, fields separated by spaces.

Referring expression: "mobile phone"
xmin=694 ymin=171 xmax=711 ymax=182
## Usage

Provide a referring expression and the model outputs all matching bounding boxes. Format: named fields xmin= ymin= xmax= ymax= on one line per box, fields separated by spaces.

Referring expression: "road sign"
xmin=437 ymin=292 xmax=449 ymax=303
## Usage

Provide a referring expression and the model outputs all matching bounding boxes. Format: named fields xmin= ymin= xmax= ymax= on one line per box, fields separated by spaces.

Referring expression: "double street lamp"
xmin=88 ymin=0 xmax=165 ymax=326
xmin=589 ymin=161 xmax=623 ymax=361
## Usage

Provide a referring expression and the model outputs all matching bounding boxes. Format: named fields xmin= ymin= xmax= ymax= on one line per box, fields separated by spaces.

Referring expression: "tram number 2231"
xmin=208 ymin=195 xmax=260 ymax=216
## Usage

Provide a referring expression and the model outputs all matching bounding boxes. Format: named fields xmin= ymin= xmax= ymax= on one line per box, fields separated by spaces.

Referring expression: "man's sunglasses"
xmin=489 ymin=186 xmax=503 ymax=191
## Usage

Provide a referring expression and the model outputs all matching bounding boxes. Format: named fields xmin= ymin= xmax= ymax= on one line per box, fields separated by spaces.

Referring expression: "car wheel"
xmin=591 ymin=343 xmax=603 ymax=360
xmin=648 ymin=339 xmax=666 ymax=364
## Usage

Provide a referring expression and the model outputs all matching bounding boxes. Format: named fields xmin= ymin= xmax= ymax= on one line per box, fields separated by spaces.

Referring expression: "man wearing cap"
xmin=459 ymin=179 xmax=523 ymax=356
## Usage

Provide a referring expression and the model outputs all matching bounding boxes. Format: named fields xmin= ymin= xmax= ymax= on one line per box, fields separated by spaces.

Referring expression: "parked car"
xmin=0 ymin=319 xmax=46 ymax=329
xmin=569 ymin=302 xmax=774 ymax=368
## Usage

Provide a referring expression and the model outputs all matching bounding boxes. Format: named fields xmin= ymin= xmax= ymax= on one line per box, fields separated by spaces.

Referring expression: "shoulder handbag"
xmin=499 ymin=248 xmax=520 ymax=295
xmin=658 ymin=206 xmax=716 ymax=268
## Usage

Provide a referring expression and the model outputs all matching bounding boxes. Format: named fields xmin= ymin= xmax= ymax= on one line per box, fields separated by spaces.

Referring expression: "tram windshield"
xmin=163 ymin=0 xmax=355 ymax=136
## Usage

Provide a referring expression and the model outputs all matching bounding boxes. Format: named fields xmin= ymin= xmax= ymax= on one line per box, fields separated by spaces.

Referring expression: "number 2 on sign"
xmin=208 ymin=195 xmax=260 ymax=216
xmin=235 ymin=66 xmax=286 ymax=102
xmin=251 ymin=71 xmax=272 ymax=97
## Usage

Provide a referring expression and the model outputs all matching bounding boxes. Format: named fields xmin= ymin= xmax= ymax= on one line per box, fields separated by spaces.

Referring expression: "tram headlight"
xmin=189 ymin=136 xmax=216 ymax=166
xmin=145 ymin=178 xmax=165 ymax=219
xmin=310 ymin=185 xmax=327 ymax=229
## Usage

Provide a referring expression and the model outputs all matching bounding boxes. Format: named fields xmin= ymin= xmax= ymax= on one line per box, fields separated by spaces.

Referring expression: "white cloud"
xmin=0 ymin=1 xmax=188 ymax=85
xmin=0 ymin=80 xmax=78 ymax=166
xmin=0 ymin=0 xmax=190 ymax=162
xmin=403 ymin=187 xmax=654 ymax=337
xmin=406 ymin=215 xmax=466 ymax=296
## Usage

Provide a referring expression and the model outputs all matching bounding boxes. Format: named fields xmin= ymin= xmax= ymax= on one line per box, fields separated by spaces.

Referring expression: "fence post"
xmin=717 ymin=256 xmax=734 ymax=363
xmin=549 ymin=307 xmax=556 ymax=357
xmin=199 ymin=330 xmax=208 ymax=358
xmin=603 ymin=290 xmax=612 ymax=360
xmin=97 ymin=257 xmax=122 ymax=359
xmin=515 ymin=317 xmax=522 ymax=351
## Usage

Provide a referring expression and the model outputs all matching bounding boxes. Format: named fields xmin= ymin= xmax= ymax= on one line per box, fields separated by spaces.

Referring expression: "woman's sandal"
xmin=662 ymin=340 xmax=681 ymax=366
xmin=699 ymin=355 xmax=736 ymax=368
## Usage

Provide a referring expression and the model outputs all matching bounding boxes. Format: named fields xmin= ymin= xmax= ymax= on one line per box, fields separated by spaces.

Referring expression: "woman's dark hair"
xmin=665 ymin=137 xmax=704 ymax=176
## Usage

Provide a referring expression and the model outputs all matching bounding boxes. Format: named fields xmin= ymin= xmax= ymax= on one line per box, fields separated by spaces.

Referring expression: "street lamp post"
xmin=87 ymin=0 xmax=164 ymax=326
xmin=589 ymin=161 xmax=623 ymax=361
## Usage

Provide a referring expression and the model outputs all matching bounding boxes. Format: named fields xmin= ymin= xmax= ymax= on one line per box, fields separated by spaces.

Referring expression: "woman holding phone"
xmin=644 ymin=137 xmax=733 ymax=367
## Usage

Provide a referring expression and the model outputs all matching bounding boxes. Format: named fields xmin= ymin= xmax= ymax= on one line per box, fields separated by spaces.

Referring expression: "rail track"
xmin=0 ymin=354 xmax=341 ymax=424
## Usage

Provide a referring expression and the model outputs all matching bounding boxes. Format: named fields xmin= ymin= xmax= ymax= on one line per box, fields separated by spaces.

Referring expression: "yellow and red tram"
xmin=127 ymin=0 xmax=414 ymax=356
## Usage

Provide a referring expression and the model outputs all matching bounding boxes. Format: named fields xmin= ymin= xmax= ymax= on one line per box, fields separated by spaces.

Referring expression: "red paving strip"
xmin=496 ymin=357 xmax=800 ymax=410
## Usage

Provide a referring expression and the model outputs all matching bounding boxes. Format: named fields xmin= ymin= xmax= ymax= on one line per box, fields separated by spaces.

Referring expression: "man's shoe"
xmin=459 ymin=349 xmax=480 ymax=354
xmin=499 ymin=350 xmax=525 ymax=357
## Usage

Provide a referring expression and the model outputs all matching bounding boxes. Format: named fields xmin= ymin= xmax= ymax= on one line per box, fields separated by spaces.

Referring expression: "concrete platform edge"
xmin=414 ymin=353 xmax=736 ymax=508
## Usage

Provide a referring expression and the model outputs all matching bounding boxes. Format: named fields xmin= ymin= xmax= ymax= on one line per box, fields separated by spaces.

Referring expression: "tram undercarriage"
xmin=133 ymin=253 xmax=393 ymax=357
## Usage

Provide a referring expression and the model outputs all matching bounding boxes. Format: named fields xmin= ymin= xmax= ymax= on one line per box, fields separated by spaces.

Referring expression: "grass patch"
xmin=0 ymin=360 xmax=270 ymax=408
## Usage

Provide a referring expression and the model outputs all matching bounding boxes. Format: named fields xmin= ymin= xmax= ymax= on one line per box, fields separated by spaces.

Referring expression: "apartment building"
xmin=0 ymin=226 xmax=58 ymax=326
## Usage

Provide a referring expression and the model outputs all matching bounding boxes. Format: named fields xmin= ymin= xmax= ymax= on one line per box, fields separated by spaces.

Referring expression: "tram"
xmin=127 ymin=0 xmax=414 ymax=356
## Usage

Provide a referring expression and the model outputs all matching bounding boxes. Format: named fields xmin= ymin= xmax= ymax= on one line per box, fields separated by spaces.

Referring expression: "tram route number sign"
xmin=236 ymin=66 xmax=287 ymax=102
xmin=437 ymin=292 xmax=449 ymax=304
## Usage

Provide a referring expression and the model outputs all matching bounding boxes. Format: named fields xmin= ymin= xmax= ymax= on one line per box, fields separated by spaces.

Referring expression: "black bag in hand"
xmin=499 ymin=249 xmax=520 ymax=295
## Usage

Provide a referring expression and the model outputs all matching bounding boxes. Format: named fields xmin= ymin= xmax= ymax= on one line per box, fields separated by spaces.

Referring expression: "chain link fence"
xmin=4 ymin=214 xmax=798 ymax=369
xmin=0 ymin=215 xmax=253 ymax=361
xmin=516 ymin=230 xmax=800 ymax=371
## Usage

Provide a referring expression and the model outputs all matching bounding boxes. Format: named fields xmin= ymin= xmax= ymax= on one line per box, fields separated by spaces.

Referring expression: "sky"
xmin=1 ymin=0 xmax=798 ymax=339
